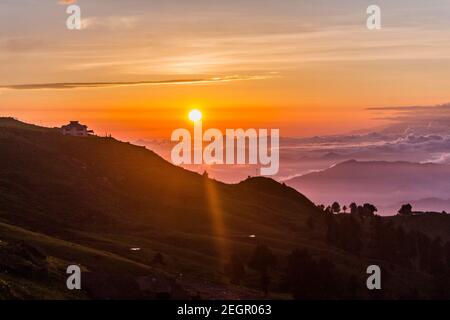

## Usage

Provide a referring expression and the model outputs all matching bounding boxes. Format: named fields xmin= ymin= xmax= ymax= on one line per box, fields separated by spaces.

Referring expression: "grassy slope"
xmin=0 ymin=118 xmax=320 ymax=298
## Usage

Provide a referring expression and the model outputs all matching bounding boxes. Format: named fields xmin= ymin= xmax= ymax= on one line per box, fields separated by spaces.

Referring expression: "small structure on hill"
xmin=61 ymin=121 xmax=94 ymax=137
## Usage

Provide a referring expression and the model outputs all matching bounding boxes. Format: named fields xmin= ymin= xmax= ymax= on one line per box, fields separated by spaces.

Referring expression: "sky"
xmin=1 ymin=0 xmax=450 ymax=140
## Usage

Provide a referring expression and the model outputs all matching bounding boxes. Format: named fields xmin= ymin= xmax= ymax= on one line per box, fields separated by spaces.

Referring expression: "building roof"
xmin=61 ymin=121 xmax=88 ymax=131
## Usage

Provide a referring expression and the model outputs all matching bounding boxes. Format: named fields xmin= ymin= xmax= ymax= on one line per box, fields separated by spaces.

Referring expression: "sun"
xmin=188 ymin=109 xmax=202 ymax=122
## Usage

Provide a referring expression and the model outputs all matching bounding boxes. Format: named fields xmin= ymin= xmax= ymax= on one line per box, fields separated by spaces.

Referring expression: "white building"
xmin=61 ymin=121 xmax=94 ymax=137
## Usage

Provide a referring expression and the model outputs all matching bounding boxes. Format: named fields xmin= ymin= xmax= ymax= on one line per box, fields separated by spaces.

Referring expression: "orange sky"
xmin=1 ymin=0 xmax=450 ymax=140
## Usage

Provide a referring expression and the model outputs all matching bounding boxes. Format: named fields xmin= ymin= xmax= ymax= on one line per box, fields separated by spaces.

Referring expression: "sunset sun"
xmin=188 ymin=109 xmax=202 ymax=122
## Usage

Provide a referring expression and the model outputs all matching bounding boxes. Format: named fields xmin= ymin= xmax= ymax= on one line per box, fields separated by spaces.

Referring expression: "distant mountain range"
xmin=285 ymin=160 xmax=450 ymax=214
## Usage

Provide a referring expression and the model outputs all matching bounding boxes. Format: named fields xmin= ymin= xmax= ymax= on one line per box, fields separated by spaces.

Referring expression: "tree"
xmin=331 ymin=202 xmax=341 ymax=214
xmin=363 ymin=203 xmax=377 ymax=216
xmin=349 ymin=203 xmax=358 ymax=215
xmin=398 ymin=204 xmax=412 ymax=215
xmin=342 ymin=205 xmax=348 ymax=214
xmin=249 ymin=244 xmax=277 ymax=296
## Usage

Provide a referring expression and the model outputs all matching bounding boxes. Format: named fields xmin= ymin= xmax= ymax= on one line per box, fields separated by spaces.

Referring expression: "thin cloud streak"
xmin=0 ymin=75 xmax=272 ymax=91
xmin=366 ymin=103 xmax=450 ymax=111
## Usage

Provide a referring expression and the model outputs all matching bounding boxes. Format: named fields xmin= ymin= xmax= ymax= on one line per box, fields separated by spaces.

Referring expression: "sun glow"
xmin=188 ymin=109 xmax=202 ymax=122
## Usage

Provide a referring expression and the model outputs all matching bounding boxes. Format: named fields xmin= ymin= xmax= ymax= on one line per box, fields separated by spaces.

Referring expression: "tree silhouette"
xmin=249 ymin=244 xmax=277 ymax=296
xmin=349 ymin=202 xmax=358 ymax=215
xmin=342 ymin=205 xmax=348 ymax=214
xmin=331 ymin=202 xmax=341 ymax=214
xmin=362 ymin=203 xmax=377 ymax=216
xmin=398 ymin=204 xmax=412 ymax=215
xmin=317 ymin=204 xmax=325 ymax=212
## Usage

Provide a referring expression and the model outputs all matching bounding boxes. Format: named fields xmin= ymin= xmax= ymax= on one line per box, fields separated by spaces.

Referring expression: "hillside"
xmin=0 ymin=118 xmax=319 ymax=298
xmin=389 ymin=213 xmax=450 ymax=242
xmin=0 ymin=118 xmax=449 ymax=299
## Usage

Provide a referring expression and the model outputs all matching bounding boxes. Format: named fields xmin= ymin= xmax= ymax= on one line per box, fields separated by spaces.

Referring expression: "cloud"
xmin=367 ymin=103 xmax=450 ymax=112
xmin=273 ymin=103 xmax=450 ymax=171
xmin=404 ymin=134 xmax=444 ymax=144
xmin=425 ymin=153 xmax=450 ymax=164
xmin=0 ymin=74 xmax=271 ymax=90
xmin=367 ymin=106 xmax=431 ymax=112
xmin=366 ymin=103 xmax=450 ymax=136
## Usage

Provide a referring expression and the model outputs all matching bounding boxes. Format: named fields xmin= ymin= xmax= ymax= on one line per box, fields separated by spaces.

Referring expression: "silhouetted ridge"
xmin=239 ymin=176 xmax=318 ymax=210
xmin=0 ymin=117 xmax=50 ymax=131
